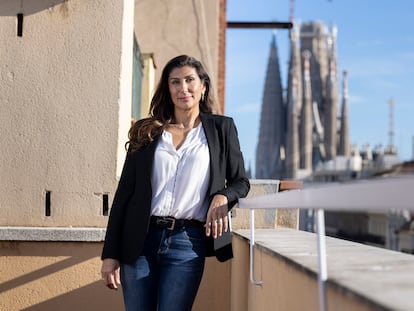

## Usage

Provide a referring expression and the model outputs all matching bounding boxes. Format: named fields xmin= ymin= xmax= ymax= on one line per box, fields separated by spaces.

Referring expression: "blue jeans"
xmin=121 ymin=227 xmax=206 ymax=311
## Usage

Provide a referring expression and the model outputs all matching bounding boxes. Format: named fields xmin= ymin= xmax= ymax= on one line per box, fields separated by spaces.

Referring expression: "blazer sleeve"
xmin=101 ymin=148 xmax=137 ymax=260
xmin=215 ymin=118 xmax=250 ymax=209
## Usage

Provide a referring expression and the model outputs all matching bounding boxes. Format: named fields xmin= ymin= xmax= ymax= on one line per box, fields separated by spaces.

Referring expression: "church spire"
xmin=300 ymin=50 xmax=313 ymax=171
xmin=324 ymin=57 xmax=338 ymax=160
xmin=255 ymin=34 xmax=285 ymax=179
xmin=285 ymin=23 xmax=301 ymax=178
xmin=324 ymin=24 xmax=339 ymax=160
xmin=338 ymin=70 xmax=350 ymax=156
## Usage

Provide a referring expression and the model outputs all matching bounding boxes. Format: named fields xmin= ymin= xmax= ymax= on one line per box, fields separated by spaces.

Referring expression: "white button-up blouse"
xmin=150 ymin=123 xmax=211 ymax=221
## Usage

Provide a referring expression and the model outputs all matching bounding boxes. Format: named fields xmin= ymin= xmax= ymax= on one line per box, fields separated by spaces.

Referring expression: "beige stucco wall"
xmin=230 ymin=231 xmax=396 ymax=311
xmin=0 ymin=240 xmax=229 ymax=311
xmin=134 ymin=0 xmax=220 ymax=103
xmin=0 ymin=181 xmax=293 ymax=310
xmin=0 ymin=0 xmax=134 ymax=227
xmin=1 ymin=0 xmax=221 ymax=228
xmin=2 ymin=230 xmax=407 ymax=311
xmin=229 ymin=235 xmax=317 ymax=311
xmin=0 ymin=241 xmax=124 ymax=311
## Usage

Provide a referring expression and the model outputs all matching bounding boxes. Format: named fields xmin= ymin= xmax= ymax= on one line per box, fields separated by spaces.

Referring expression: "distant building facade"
xmin=255 ymin=20 xmax=409 ymax=256
xmin=256 ymin=21 xmax=350 ymax=179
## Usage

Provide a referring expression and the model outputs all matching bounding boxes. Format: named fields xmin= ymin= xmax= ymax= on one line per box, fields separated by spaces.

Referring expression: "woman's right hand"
xmin=101 ymin=258 xmax=121 ymax=290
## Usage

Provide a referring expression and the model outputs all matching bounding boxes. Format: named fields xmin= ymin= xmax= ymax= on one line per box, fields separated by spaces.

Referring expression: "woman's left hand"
xmin=101 ymin=258 xmax=121 ymax=290
xmin=205 ymin=194 xmax=228 ymax=238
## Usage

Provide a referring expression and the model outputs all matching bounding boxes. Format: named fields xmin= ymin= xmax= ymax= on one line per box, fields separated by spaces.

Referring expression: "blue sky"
xmin=225 ymin=0 xmax=414 ymax=175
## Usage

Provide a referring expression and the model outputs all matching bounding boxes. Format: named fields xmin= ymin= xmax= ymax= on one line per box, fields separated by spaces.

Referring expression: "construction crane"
xmin=290 ymin=0 xmax=294 ymax=23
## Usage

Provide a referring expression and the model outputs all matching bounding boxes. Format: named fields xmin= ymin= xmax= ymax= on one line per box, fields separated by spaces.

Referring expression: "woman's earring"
xmin=201 ymin=92 xmax=205 ymax=103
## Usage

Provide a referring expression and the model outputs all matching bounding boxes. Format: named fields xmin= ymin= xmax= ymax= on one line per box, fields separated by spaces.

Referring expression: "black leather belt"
xmin=150 ymin=216 xmax=205 ymax=231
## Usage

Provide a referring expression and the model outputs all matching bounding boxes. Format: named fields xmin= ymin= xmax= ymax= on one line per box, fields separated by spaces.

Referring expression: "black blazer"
xmin=101 ymin=113 xmax=250 ymax=263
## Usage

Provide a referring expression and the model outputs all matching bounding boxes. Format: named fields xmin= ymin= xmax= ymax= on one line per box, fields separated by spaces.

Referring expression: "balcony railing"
xmin=1 ymin=177 xmax=414 ymax=310
xmin=238 ymin=175 xmax=414 ymax=311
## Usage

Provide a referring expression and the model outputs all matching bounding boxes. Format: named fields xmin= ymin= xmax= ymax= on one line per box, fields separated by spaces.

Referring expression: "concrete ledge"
xmin=0 ymin=227 xmax=106 ymax=242
xmin=235 ymin=228 xmax=414 ymax=311
xmin=249 ymin=179 xmax=280 ymax=185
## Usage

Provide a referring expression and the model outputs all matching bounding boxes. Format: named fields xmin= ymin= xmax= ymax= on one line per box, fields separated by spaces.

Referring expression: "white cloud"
xmin=348 ymin=94 xmax=368 ymax=105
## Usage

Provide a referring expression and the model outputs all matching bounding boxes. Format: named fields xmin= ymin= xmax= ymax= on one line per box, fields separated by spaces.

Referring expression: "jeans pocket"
xmin=183 ymin=227 xmax=205 ymax=242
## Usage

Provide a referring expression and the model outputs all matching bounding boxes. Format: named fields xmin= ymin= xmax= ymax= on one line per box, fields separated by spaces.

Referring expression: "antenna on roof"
xmin=388 ymin=98 xmax=395 ymax=152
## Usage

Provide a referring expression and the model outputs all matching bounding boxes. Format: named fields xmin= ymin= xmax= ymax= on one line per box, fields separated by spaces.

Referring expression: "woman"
xmin=101 ymin=55 xmax=250 ymax=311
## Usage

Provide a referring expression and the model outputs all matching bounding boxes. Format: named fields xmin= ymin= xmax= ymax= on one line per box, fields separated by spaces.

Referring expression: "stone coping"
xmin=0 ymin=226 xmax=106 ymax=242
xmin=234 ymin=228 xmax=414 ymax=311
xmin=249 ymin=179 xmax=280 ymax=185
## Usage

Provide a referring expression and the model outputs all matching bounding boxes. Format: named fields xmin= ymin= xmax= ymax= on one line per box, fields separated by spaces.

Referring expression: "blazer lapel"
xmin=135 ymin=136 xmax=159 ymax=195
xmin=200 ymin=113 xmax=219 ymax=196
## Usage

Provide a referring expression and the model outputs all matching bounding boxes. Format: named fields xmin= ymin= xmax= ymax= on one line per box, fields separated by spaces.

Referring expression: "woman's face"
xmin=168 ymin=65 xmax=206 ymax=113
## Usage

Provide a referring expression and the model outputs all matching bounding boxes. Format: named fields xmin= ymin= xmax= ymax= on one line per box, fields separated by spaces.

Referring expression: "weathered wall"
xmin=0 ymin=240 xmax=230 ymax=311
xmin=134 ymin=0 xmax=222 ymax=112
xmin=231 ymin=229 xmax=413 ymax=311
xmin=0 ymin=0 xmax=134 ymax=227
xmin=0 ymin=181 xmax=294 ymax=310
xmin=2 ymin=229 xmax=409 ymax=311
xmin=0 ymin=241 xmax=123 ymax=311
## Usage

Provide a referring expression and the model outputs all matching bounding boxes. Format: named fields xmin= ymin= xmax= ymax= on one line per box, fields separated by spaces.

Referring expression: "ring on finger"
xmin=218 ymin=218 xmax=223 ymax=224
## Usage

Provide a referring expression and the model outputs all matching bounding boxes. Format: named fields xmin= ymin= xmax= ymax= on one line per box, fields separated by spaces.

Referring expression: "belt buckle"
xmin=158 ymin=216 xmax=175 ymax=230
xmin=166 ymin=217 xmax=175 ymax=230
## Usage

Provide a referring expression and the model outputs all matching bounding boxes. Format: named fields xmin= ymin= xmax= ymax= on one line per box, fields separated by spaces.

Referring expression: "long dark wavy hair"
xmin=127 ymin=55 xmax=216 ymax=152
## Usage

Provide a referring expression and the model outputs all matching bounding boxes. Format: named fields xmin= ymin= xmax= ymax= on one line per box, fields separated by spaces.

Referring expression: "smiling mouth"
xmin=179 ymin=96 xmax=192 ymax=100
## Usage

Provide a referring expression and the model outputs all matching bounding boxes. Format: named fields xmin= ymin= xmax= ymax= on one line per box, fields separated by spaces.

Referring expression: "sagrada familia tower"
xmin=256 ymin=21 xmax=350 ymax=179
